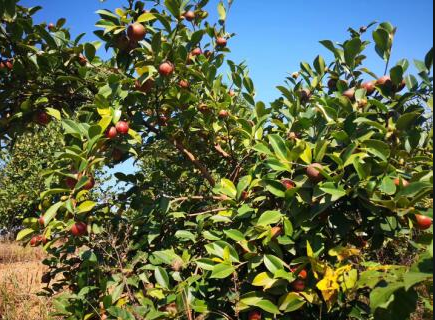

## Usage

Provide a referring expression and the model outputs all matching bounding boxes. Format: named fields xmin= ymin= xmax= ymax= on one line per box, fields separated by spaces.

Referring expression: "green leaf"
xmin=278 ymin=293 xmax=306 ymax=312
xmin=136 ymin=12 xmax=157 ymax=23
xmin=257 ymin=211 xmax=283 ymax=226
xmin=396 ymin=112 xmax=420 ymax=131
xmin=154 ymin=266 xmax=170 ymax=289
xmin=210 ymin=263 xmax=235 ymax=279
xmin=390 ymin=65 xmax=403 ymax=85
xmin=344 ymin=38 xmax=362 ymax=68
xmin=77 ymin=201 xmax=96 ymax=214
xmin=380 ymin=177 xmax=397 ymax=195
xmin=164 ymin=0 xmax=181 ymax=18
xmin=319 ymin=182 xmax=346 ymax=200
xmin=16 ymin=228 xmax=35 ymax=241
xmin=43 ymin=202 xmax=65 ymax=225
xmin=373 ymin=28 xmax=391 ymax=60
xmin=313 ymin=55 xmax=326 ymax=75
xmin=362 ymin=140 xmax=390 ymax=162
xmin=219 ymin=178 xmax=237 ymax=199
xmin=224 ymin=229 xmax=245 ymax=242
xmin=264 ymin=255 xmax=285 ymax=274
xmin=217 ymin=1 xmax=226 ymax=22
xmin=84 ymin=43 xmax=96 ymax=61
xmin=252 ymin=272 xmax=277 ymax=289
xmin=240 ymin=292 xmax=280 ymax=314
xmin=370 ymin=282 xmax=404 ymax=311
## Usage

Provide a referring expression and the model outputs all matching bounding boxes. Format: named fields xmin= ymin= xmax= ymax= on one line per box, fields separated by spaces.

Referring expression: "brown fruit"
xmin=415 ymin=214 xmax=433 ymax=230
xmin=115 ymin=34 xmax=130 ymax=51
xmin=65 ymin=176 xmax=78 ymax=189
xmin=78 ymin=54 xmax=87 ymax=66
xmin=135 ymin=78 xmax=154 ymax=93
xmin=281 ymin=179 xmax=295 ymax=190
xmin=183 ymin=11 xmax=196 ymax=21
xmin=216 ymin=37 xmax=227 ymax=47
xmin=106 ymin=126 xmax=118 ymax=139
xmin=83 ymin=176 xmax=95 ymax=190
xmin=112 ymin=148 xmax=123 ymax=162
xmin=292 ymin=72 xmax=299 ymax=79
xmin=298 ymin=89 xmax=311 ymax=102
xmin=218 ymin=110 xmax=230 ymax=119
xmin=71 ymin=222 xmax=87 ymax=237
xmin=307 ymin=163 xmax=324 ymax=183
xmin=191 ymin=48 xmax=202 ymax=56
xmin=240 ymin=191 xmax=249 ymax=201
xmin=36 ymin=111 xmax=50 ymax=125
xmin=377 ymin=75 xmax=393 ymax=89
xmin=198 ymin=104 xmax=209 ymax=114
xmin=38 ymin=216 xmax=45 ymax=226
xmin=48 ymin=23 xmax=56 ymax=31
xmin=248 ymin=310 xmax=262 ymax=320
xmin=343 ymin=87 xmax=356 ymax=100
xmin=394 ymin=177 xmax=410 ymax=187
xmin=291 ymin=279 xmax=306 ymax=292
xmin=116 ymin=121 xmax=130 ymax=134
xmin=159 ymin=62 xmax=175 ymax=77
xmin=127 ymin=23 xmax=147 ymax=42
xmin=179 ymin=79 xmax=190 ymax=89
xmin=361 ymin=81 xmax=376 ymax=95
xmin=327 ymin=78 xmax=337 ymax=90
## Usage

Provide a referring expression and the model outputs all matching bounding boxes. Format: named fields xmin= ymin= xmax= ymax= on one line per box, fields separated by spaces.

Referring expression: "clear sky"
xmin=21 ymin=0 xmax=433 ymax=103
xmin=20 ymin=0 xmax=433 ymax=180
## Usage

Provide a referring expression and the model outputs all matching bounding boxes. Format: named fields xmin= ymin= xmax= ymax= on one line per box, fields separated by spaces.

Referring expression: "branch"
xmin=173 ymin=139 xmax=216 ymax=187
xmin=214 ymin=143 xmax=231 ymax=159
xmin=188 ymin=207 xmax=227 ymax=217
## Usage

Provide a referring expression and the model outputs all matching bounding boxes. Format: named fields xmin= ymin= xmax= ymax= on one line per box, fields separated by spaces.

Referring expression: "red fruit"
xmin=229 ymin=90 xmax=236 ymax=97
xmin=38 ymin=216 xmax=45 ymax=226
xmin=271 ymin=226 xmax=282 ymax=239
xmin=30 ymin=236 xmax=40 ymax=247
xmin=377 ymin=76 xmax=393 ymax=89
xmin=198 ymin=104 xmax=209 ymax=114
xmin=216 ymin=37 xmax=227 ymax=47
xmin=159 ymin=62 xmax=175 ymax=77
xmin=71 ymin=222 xmax=87 ymax=237
xmin=179 ymin=80 xmax=190 ymax=89
xmin=361 ymin=81 xmax=376 ymax=95
xmin=106 ymin=126 xmax=118 ymax=139
xmin=65 ymin=176 xmax=78 ymax=189
xmin=0 ymin=61 xmax=5 ymax=70
xmin=248 ymin=310 xmax=262 ymax=320
xmin=415 ymin=214 xmax=433 ymax=230
xmin=183 ymin=11 xmax=196 ymax=22
xmin=36 ymin=111 xmax=50 ymax=125
xmin=78 ymin=54 xmax=87 ymax=66
xmin=37 ymin=235 xmax=48 ymax=245
xmin=307 ymin=163 xmax=324 ymax=183
xmin=48 ymin=23 xmax=56 ymax=31
xmin=112 ymin=148 xmax=123 ymax=162
xmin=288 ymin=132 xmax=298 ymax=140
xmin=343 ymin=87 xmax=356 ymax=100
xmin=116 ymin=121 xmax=130 ymax=134
xmin=394 ymin=177 xmax=410 ymax=187
xmin=241 ymin=191 xmax=249 ymax=201
xmin=291 ymin=267 xmax=308 ymax=280
xmin=127 ymin=23 xmax=147 ymax=42
xmin=159 ymin=115 xmax=169 ymax=126
xmin=218 ymin=110 xmax=229 ymax=119
xmin=83 ymin=176 xmax=95 ymax=190
xmin=291 ymin=279 xmax=306 ymax=292
xmin=281 ymin=179 xmax=296 ymax=190
xmin=5 ymin=60 xmax=13 ymax=70
xmin=191 ymin=48 xmax=202 ymax=56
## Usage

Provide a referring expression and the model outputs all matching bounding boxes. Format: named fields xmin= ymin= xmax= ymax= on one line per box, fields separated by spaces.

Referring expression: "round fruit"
xmin=65 ymin=176 xmax=77 ymax=189
xmin=36 ymin=111 xmax=50 ymax=125
xmin=127 ymin=23 xmax=147 ymax=42
xmin=394 ymin=177 xmax=410 ymax=187
xmin=218 ymin=110 xmax=229 ymax=119
xmin=71 ymin=222 xmax=87 ymax=237
xmin=343 ymin=87 xmax=356 ymax=100
xmin=135 ymin=78 xmax=154 ymax=93
xmin=307 ymin=163 xmax=324 ymax=183
xmin=179 ymin=80 xmax=190 ymax=89
xmin=159 ymin=115 xmax=169 ymax=126
xmin=106 ymin=126 xmax=118 ymax=139
xmin=198 ymin=104 xmax=209 ymax=114
xmin=30 ymin=236 xmax=40 ymax=247
xmin=183 ymin=11 xmax=196 ymax=22
xmin=83 ymin=176 xmax=95 ymax=190
xmin=241 ymin=191 xmax=249 ymax=201
xmin=191 ymin=48 xmax=202 ymax=56
xmin=291 ymin=279 xmax=306 ymax=292
xmin=78 ymin=54 xmax=87 ymax=66
xmin=361 ymin=81 xmax=376 ymax=95
xmin=288 ymin=132 xmax=298 ymax=140
xmin=271 ymin=226 xmax=282 ymax=239
xmin=216 ymin=37 xmax=227 ymax=47
xmin=415 ymin=214 xmax=433 ymax=230
xmin=116 ymin=121 xmax=130 ymax=134
xmin=48 ymin=23 xmax=56 ymax=31
xmin=5 ymin=60 xmax=13 ymax=70
xmin=38 ymin=235 xmax=48 ymax=245
xmin=159 ymin=62 xmax=175 ymax=77
xmin=115 ymin=34 xmax=130 ymax=51
xmin=377 ymin=75 xmax=393 ymax=89
xmin=281 ymin=179 xmax=295 ymax=190
xmin=298 ymin=89 xmax=311 ymax=102
xmin=327 ymin=78 xmax=337 ymax=90
xmin=292 ymin=72 xmax=299 ymax=79
xmin=291 ymin=267 xmax=308 ymax=280
xmin=229 ymin=90 xmax=236 ymax=97
xmin=38 ymin=216 xmax=45 ymax=226
xmin=112 ymin=148 xmax=123 ymax=162
xmin=248 ymin=310 xmax=262 ymax=320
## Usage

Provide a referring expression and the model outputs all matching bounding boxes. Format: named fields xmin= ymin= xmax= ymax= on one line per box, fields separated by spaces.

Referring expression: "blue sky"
xmin=20 ymin=0 xmax=433 ymax=180
xmin=22 ymin=0 xmax=433 ymax=103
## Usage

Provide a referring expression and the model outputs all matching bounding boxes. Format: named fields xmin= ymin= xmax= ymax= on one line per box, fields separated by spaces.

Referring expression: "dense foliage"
xmin=0 ymin=0 xmax=433 ymax=319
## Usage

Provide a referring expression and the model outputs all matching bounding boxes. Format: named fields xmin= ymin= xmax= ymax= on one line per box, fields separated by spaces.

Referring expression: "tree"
xmin=1 ymin=1 xmax=433 ymax=319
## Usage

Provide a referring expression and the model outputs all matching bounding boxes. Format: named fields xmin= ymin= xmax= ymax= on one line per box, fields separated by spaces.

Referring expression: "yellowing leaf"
xmin=252 ymin=272 xmax=278 ymax=290
xmin=328 ymin=247 xmax=361 ymax=262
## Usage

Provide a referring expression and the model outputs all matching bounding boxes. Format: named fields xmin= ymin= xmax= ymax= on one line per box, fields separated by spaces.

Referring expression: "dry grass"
xmin=0 ymin=242 xmax=58 ymax=320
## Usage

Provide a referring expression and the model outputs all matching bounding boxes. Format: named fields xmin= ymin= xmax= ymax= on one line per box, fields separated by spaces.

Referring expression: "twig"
xmin=188 ymin=207 xmax=227 ymax=217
